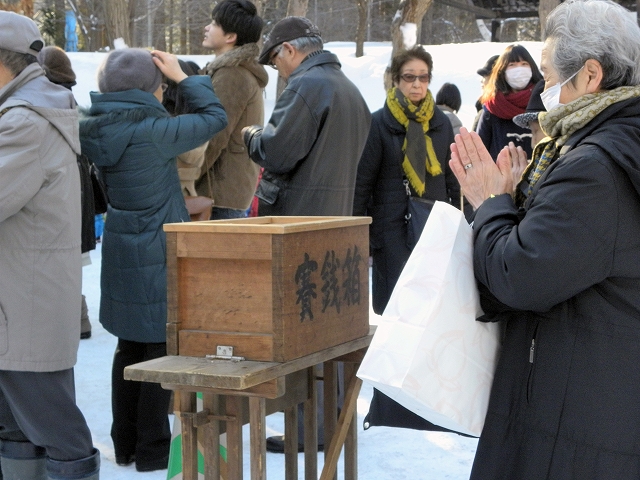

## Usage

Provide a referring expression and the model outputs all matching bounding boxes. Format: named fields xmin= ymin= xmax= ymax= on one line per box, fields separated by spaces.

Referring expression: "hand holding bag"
xmin=358 ymin=201 xmax=500 ymax=437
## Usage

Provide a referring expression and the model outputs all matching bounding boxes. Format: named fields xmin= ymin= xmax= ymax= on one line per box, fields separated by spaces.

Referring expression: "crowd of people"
xmin=2 ymin=0 xmax=640 ymax=478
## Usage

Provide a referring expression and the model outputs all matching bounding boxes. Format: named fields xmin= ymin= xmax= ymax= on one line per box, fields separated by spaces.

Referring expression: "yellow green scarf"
xmin=518 ymin=86 xmax=640 ymax=203
xmin=386 ymin=87 xmax=442 ymax=196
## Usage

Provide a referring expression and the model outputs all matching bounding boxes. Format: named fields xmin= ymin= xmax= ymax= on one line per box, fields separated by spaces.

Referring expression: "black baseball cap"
xmin=258 ymin=17 xmax=321 ymax=65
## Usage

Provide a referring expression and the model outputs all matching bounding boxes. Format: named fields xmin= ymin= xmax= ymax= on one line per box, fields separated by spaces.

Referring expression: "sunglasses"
xmin=400 ymin=73 xmax=430 ymax=84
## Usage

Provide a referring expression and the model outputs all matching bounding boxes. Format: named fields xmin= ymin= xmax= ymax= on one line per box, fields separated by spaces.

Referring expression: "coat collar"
xmin=203 ymin=43 xmax=269 ymax=88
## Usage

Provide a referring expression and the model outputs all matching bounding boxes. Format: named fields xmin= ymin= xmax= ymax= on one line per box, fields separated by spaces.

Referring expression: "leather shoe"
xmin=266 ymin=435 xmax=323 ymax=453
xmin=115 ymin=454 xmax=135 ymax=466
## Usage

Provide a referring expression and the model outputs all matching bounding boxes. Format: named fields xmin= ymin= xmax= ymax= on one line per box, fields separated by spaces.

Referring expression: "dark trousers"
xmin=111 ymin=339 xmax=171 ymax=464
xmin=210 ymin=206 xmax=246 ymax=220
xmin=0 ymin=369 xmax=94 ymax=461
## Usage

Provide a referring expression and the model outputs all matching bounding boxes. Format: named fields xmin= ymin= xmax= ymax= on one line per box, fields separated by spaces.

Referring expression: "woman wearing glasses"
xmin=476 ymin=44 xmax=543 ymax=159
xmin=353 ymin=45 xmax=463 ymax=431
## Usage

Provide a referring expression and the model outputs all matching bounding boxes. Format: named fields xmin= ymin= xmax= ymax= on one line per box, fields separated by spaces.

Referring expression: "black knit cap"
xmin=258 ymin=17 xmax=321 ymax=65
xmin=513 ymin=80 xmax=546 ymax=129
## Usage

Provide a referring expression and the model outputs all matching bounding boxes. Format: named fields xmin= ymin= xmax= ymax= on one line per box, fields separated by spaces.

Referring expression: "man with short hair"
xmin=0 ymin=11 xmax=99 ymax=480
xmin=243 ymin=17 xmax=371 ymax=453
xmin=243 ymin=16 xmax=371 ymax=217
xmin=195 ymin=0 xmax=268 ymax=219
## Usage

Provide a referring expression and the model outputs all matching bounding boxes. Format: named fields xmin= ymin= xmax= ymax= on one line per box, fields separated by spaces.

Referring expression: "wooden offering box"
xmin=164 ymin=216 xmax=371 ymax=362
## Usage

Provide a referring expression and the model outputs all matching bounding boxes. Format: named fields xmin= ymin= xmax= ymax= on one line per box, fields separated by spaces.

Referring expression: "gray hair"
xmin=545 ymin=0 xmax=640 ymax=89
xmin=288 ymin=35 xmax=323 ymax=55
xmin=0 ymin=48 xmax=37 ymax=76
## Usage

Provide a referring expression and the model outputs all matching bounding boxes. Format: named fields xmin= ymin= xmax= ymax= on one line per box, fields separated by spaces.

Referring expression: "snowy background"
xmin=72 ymin=40 xmax=543 ymax=479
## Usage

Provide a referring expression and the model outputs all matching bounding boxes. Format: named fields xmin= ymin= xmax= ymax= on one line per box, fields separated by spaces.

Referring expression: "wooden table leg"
xmin=304 ymin=366 xmax=318 ymax=480
xmin=343 ymin=364 xmax=358 ymax=480
xmin=323 ymin=361 xmax=338 ymax=480
xmin=202 ymin=393 xmax=220 ymax=480
xmin=284 ymin=403 xmax=298 ymax=480
xmin=249 ymin=396 xmax=267 ymax=480
xmin=319 ymin=368 xmax=363 ymax=480
xmin=179 ymin=391 xmax=198 ymax=480
xmin=226 ymin=395 xmax=243 ymax=480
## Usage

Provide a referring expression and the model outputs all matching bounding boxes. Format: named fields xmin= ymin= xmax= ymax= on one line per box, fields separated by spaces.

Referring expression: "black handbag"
xmin=88 ymin=160 xmax=109 ymax=214
xmin=404 ymin=179 xmax=435 ymax=250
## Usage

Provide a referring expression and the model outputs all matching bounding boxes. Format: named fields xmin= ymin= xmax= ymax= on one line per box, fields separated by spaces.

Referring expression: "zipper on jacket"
xmin=526 ymin=323 xmax=539 ymax=404
xmin=529 ymin=338 xmax=535 ymax=363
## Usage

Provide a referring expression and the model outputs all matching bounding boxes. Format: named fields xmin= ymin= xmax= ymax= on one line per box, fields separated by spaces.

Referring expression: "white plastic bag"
xmin=357 ymin=201 xmax=500 ymax=436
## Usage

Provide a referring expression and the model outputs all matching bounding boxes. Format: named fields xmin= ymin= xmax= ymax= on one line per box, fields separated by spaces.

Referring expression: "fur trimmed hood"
xmin=202 ymin=43 xmax=268 ymax=88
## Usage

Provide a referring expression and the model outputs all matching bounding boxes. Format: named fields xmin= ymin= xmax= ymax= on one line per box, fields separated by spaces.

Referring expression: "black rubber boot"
xmin=46 ymin=448 xmax=100 ymax=480
xmin=0 ymin=440 xmax=46 ymax=480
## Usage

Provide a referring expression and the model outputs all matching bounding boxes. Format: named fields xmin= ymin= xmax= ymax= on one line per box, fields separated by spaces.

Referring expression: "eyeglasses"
xmin=269 ymin=45 xmax=283 ymax=70
xmin=161 ymin=83 xmax=168 ymax=92
xmin=399 ymin=73 xmax=430 ymax=84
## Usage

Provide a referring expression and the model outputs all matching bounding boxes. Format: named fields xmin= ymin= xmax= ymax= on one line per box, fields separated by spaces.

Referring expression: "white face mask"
xmin=540 ymin=67 xmax=583 ymax=112
xmin=505 ymin=66 xmax=532 ymax=90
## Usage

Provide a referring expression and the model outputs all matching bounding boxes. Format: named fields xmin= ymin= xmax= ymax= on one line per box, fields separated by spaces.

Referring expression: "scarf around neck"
xmin=485 ymin=84 xmax=533 ymax=120
xmin=518 ymin=85 xmax=640 ymax=203
xmin=386 ymin=87 xmax=441 ymax=196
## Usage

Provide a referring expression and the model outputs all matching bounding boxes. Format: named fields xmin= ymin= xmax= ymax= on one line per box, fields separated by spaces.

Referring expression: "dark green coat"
xmin=80 ymin=76 xmax=227 ymax=342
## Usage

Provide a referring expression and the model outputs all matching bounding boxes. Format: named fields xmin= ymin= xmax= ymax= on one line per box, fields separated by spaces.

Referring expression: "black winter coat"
xmin=246 ymin=51 xmax=371 ymax=216
xmin=353 ymin=102 xmax=462 ymax=433
xmin=353 ymin=102 xmax=459 ymax=314
xmin=470 ymin=97 xmax=640 ymax=479
xmin=475 ymin=106 xmax=533 ymax=159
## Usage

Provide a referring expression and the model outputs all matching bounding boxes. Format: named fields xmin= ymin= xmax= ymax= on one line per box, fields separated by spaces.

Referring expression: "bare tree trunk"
xmin=180 ymin=2 xmax=187 ymax=54
xmin=188 ymin=8 xmax=202 ymax=54
xmin=54 ymin=0 xmax=65 ymax=48
xmin=538 ymin=0 xmax=560 ymax=40
xmin=154 ymin=0 xmax=166 ymax=51
xmin=105 ymin=0 xmax=131 ymax=48
xmin=386 ymin=0 xmax=433 ymax=89
xmin=355 ymin=0 xmax=368 ymax=58
xmin=286 ymin=0 xmax=308 ymax=16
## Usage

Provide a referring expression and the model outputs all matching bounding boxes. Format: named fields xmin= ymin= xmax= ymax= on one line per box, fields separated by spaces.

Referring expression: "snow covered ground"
xmin=70 ymin=40 xmax=545 ymax=478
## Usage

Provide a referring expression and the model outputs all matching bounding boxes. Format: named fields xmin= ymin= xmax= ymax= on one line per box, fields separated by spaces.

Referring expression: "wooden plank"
xmin=226 ymin=396 xmax=243 ymax=480
xmin=164 ymin=216 xmax=371 ymax=234
xmin=319 ymin=371 xmax=363 ymax=480
xmin=323 ymin=362 xmax=338 ymax=480
xmin=124 ymin=329 xmax=375 ymax=390
xmin=177 ymin=258 xmax=273 ymax=334
xmin=249 ymin=397 xmax=267 ymax=480
xmin=202 ymin=394 xmax=220 ymax=480
xmin=163 ymin=376 xmax=285 ymax=399
xmin=166 ymin=323 xmax=179 ymax=356
xmin=278 ymin=226 xmax=370 ymax=362
xmin=176 ymin=232 xmax=273 ymax=260
xmin=178 ymin=331 xmax=274 ymax=362
xmin=179 ymin=391 xmax=198 ymax=480
xmin=304 ymin=366 xmax=318 ymax=480
xmin=343 ymin=364 xmax=358 ymax=480
xmin=166 ymin=232 xmax=179 ymax=325
xmin=284 ymin=406 xmax=298 ymax=480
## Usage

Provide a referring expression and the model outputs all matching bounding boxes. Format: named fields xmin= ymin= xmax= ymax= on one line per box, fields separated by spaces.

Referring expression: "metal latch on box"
xmin=205 ymin=345 xmax=245 ymax=362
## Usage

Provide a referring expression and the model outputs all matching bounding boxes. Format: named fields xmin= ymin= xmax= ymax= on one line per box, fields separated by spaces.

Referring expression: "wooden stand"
xmin=124 ymin=328 xmax=374 ymax=480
